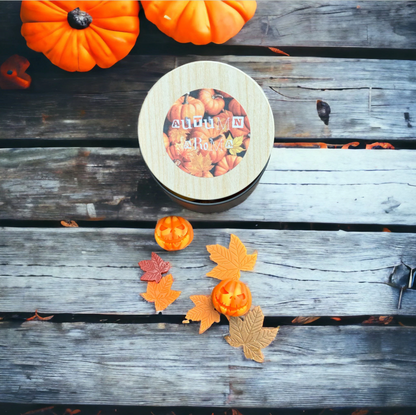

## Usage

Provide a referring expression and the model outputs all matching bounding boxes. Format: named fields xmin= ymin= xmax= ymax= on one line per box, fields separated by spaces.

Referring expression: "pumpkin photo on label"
xmin=164 ymin=89 xmax=251 ymax=178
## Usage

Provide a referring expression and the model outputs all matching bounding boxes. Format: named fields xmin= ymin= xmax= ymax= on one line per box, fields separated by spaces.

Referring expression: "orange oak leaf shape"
xmin=225 ymin=306 xmax=279 ymax=363
xmin=140 ymin=274 xmax=181 ymax=312
xmin=139 ymin=252 xmax=171 ymax=283
xmin=185 ymin=295 xmax=221 ymax=334
xmin=206 ymin=234 xmax=257 ymax=280
xmin=186 ymin=153 xmax=214 ymax=177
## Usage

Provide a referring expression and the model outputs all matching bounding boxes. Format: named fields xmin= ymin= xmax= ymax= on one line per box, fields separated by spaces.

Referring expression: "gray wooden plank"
xmin=2 ymin=1 xmax=416 ymax=50
xmin=0 ymin=147 xmax=415 ymax=225
xmin=1 ymin=322 xmax=415 ymax=407
xmin=1 ymin=56 xmax=416 ymax=141
xmin=1 ymin=228 xmax=415 ymax=316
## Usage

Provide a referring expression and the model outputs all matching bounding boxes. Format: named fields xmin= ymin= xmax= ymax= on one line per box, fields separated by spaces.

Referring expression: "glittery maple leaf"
xmin=225 ymin=306 xmax=279 ymax=363
xmin=139 ymin=252 xmax=171 ymax=283
xmin=206 ymin=234 xmax=257 ymax=281
xmin=140 ymin=274 xmax=181 ymax=313
xmin=185 ymin=295 xmax=221 ymax=334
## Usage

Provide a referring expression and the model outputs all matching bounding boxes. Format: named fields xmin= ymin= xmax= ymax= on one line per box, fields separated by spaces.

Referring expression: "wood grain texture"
xmin=2 ymin=1 xmax=416 ymax=51
xmin=1 ymin=227 xmax=415 ymax=316
xmin=0 ymin=148 xmax=415 ymax=225
xmin=1 ymin=56 xmax=416 ymax=141
xmin=1 ymin=322 xmax=416 ymax=407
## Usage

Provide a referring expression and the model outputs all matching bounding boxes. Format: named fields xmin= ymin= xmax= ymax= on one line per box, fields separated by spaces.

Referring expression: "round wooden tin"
xmin=138 ymin=61 xmax=274 ymax=212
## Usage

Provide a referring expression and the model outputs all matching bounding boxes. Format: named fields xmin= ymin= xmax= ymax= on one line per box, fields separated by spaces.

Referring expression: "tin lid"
xmin=138 ymin=61 xmax=274 ymax=201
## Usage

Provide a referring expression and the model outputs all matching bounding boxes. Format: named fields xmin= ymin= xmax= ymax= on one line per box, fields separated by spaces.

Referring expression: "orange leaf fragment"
xmin=292 ymin=316 xmax=320 ymax=324
xmin=331 ymin=317 xmax=342 ymax=321
xmin=206 ymin=234 xmax=257 ymax=281
xmin=140 ymin=274 xmax=181 ymax=313
xmin=351 ymin=410 xmax=369 ymax=415
xmin=26 ymin=310 xmax=54 ymax=321
xmin=139 ymin=252 xmax=171 ymax=283
xmin=341 ymin=142 xmax=360 ymax=149
xmin=366 ymin=142 xmax=395 ymax=149
xmin=268 ymin=47 xmax=290 ymax=56
xmin=61 ymin=220 xmax=78 ymax=227
xmin=185 ymin=294 xmax=221 ymax=334
xmin=362 ymin=316 xmax=393 ymax=325
xmin=225 ymin=306 xmax=279 ymax=363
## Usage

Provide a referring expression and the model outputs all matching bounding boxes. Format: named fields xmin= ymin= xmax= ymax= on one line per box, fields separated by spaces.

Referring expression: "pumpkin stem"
xmin=183 ymin=93 xmax=189 ymax=105
xmin=213 ymin=94 xmax=223 ymax=100
xmin=68 ymin=7 xmax=92 ymax=30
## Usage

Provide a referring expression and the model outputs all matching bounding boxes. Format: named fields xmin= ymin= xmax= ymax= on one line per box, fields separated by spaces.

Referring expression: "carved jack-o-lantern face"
xmin=154 ymin=216 xmax=194 ymax=251
xmin=212 ymin=278 xmax=252 ymax=317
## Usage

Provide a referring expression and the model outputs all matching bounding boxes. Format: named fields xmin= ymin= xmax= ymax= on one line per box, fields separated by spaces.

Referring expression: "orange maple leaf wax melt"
xmin=206 ymin=234 xmax=257 ymax=280
xmin=140 ymin=274 xmax=181 ymax=312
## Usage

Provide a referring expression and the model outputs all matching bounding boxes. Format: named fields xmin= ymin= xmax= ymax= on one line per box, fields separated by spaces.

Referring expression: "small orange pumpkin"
xmin=214 ymin=155 xmax=243 ymax=176
xmin=212 ymin=278 xmax=252 ymax=317
xmin=142 ymin=1 xmax=257 ymax=45
xmin=155 ymin=216 xmax=194 ymax=251
xmin=167 ymin=93 xmax=205 ymax=123
xmin=20 ymin=1 xmax=140 ymax=72
xmin=198 ymin=88 xmax=225 ymax=116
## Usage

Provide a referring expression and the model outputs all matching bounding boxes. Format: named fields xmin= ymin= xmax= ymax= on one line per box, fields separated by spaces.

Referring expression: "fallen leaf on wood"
xmin=63 ymin=410 xmax=81 ymax=415
xmin=366 ymin=142 xmax=395 ymax=149
xmin=21 ymin=407 xmax=55 ymax=415
xmin=206 ymin=234 xmax=257 ymax=281
xmin=139 ymin=252 xmax=171 ymax=283
xmin=225 ymin=306 xmax=279 ymax=363
xmin=140 ymin=274 xmax=181 ymax=312
xmin=351 ymin=410 xmax=369 ymax=415
xmin=362 ymin=316 xmax=393 ymax=325
xmin=185 ymin=294 xmax=221 ymax=334
xmin=61 ymin=220 xmax=78 ymax=227
xmin=331 ymin=317 xmax=342 ymax=321
xmin=292 ymin=316 xmax=320 ymax=324
xmin=26 ymin=310 xmax=54 ymax=321
xmin=341 ymin=142 xmax=360 ymax=149
xmin=268 ymin=47 xmax=290 ymax=56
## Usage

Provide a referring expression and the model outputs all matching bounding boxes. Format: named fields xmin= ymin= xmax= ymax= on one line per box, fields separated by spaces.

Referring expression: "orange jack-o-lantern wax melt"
xmin=154 ymin=216 xmax=194 ymax=251
xmin=212 ymin=278 xmax=252 ymax=317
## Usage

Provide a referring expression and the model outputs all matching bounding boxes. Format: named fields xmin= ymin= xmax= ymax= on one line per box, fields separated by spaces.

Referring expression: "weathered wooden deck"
xmin=1 ymin=1 xmax=416 ymax=414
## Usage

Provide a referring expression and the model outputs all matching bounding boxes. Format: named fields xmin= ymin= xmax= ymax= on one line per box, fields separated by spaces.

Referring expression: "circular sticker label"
xmin=163 ymin=89 xmax=250 ymax=178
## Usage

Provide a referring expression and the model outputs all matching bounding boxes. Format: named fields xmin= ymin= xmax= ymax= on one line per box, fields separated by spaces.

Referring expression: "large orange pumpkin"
xmin=212 ymin=278 xmax=252 ymax=317
xmin=142 ymin=1 xmax=257 ymax=45
xmin=20 ymin=1 xmax=140 ymax=72
xmin=154 ymin=216 xmax=194 ymax=251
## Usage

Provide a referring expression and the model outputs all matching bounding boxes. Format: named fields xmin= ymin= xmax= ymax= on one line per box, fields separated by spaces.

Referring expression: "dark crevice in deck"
xmin=1 ymin=313 xmax=415 ymax=327
xmin=0 ymin=404 xmax=414 ymax=415
xmin=1 ymin=220 xmax=416 ymax=234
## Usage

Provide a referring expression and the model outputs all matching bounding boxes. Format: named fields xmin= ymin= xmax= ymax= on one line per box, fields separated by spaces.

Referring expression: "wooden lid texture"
xmin=138 ymin=61 xmax=274 ymax=201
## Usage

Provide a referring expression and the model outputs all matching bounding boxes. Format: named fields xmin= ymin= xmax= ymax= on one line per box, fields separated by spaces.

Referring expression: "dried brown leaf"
xmin=225 ymin=306 xmax=279 ymax=362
